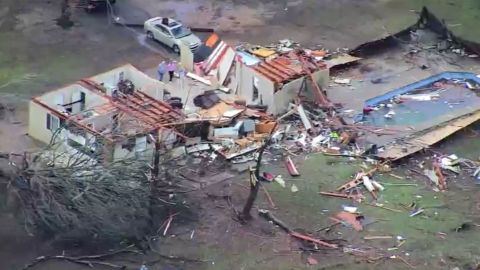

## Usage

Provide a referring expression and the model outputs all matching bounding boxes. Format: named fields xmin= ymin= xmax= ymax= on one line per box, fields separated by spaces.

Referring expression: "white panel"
xmin=72 ymin=91 xmax=81 ymax=113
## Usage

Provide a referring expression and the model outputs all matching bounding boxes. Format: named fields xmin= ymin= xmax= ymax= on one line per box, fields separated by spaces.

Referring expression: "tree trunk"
xmin=240 ymin=168 xmax=259 ymax=220
xmin=240 ymin=122 xmax=277 ymax=221
xmin=152 ymin=131 xmax=161 ymax=178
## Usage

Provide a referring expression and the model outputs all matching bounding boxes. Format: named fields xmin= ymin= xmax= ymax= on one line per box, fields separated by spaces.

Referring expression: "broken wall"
xmin=113 ymin=137 xmax=155 ymax=161
xmin=274 ymin=69 xmax=329 ymax=115
xmin=37 ymin=84 xmax=108 ymax=111
xmin=307 ymin=69 xmax=330 ymax=95
xmin=112 ymin=128 xmax=176 ymax=161
xmin=273 ymin=77 xmax=304 ymax=115
xmin=78 ymin=111 xmax=115 ymax=133
xmin=89 ymin=64 xmax=165 ymax=101
xmin=237 ymin=64 xmax=275 ymax=110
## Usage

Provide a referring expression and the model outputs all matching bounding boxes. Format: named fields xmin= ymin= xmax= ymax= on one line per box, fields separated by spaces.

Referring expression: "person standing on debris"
xmin=167 ymin=60 xmax=177 ymax=82
xmin=157 ymin=61 xmax=166 ymax=82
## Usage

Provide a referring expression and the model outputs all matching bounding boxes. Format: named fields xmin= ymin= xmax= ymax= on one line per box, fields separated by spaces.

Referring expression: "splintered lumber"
xmin=290 ymin=231 xmax=338 ymax=249
xmin=319 ymin=191 xmax=365 ymax=201
xmin=378 ymin=110 xmax=480 ymax=160
xmin=432 ymin=162 xmax=447 ymax=190
xmin=258 ymin=209 xmax=337 ymax=249
xmin=364 ymin=235 xmax=393 ymax=240
xmin=366 ymin=203 xmax=403 ymax=213
xmin=337 ymin=165 xmax=383 ymax=191
xmin=260 ymin=183 xmax=276 ymax=208
xmin=337 ymin=177 xmax=364 ymax=191
xmin=285 ymin=156 xmax=300 ymax=176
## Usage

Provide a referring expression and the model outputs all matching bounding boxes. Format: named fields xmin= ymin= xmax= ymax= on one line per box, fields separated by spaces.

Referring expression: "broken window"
xmin=46 ymin=113 xmax=60 ymax=132
xmin=252 ymin=77 xmax=259 ymax=102
xmin=121 ymin=137 xmax=136 ymax=152
xmin=135 ymin=136 xmax=147 ymax=153
xmin=80 ymin=92 xmax=86 ymax=111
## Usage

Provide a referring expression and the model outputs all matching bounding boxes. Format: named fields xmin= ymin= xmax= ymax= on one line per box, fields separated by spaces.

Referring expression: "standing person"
xmin=167 ymin=60 xmax=177 ymax=82
xmin=157 ymin=61 xmax=166 ymax=82
xmin=177 ymin=64 xmax=186 ymax=91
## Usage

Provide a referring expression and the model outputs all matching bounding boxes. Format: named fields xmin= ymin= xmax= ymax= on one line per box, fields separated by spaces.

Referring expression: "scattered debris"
xmin=334 ymin=78 xmax=351 ymax=85
xmin=319 ymin=191 xmax=365 ymax=202
xmin=285 ymin=156 xmax=300 ymax=176
xmin=274 ymin=175 xmax=286 ymax=188
xmin=363 ymin=235 xmax=393 ymax=240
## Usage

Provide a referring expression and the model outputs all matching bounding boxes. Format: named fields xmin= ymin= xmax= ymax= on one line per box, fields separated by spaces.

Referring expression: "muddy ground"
xmin=1 ymin=0 xmax=480 ymax=269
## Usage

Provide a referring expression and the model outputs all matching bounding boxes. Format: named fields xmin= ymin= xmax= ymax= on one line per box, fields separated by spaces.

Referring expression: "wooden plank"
xmin=378 ymin=110 xmax=480 ymax=160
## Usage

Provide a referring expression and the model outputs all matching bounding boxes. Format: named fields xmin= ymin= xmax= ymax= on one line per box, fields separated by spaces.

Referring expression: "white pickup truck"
xmin=144 ymin=17 xmax=201 ymax=54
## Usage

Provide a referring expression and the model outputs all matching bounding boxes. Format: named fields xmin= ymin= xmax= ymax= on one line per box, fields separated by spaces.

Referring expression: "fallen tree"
xmin=9 ymin=147 xmax=153 ymax=242
xmin=5 ymin=124 xmax=186 ymax=244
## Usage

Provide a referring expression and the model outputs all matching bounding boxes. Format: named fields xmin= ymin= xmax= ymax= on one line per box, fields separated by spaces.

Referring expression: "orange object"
xmin=335 ymin=211 xmax=363 ymax=231
xmin=205 ymin=33 xmax=219 ymax=47
xmin=433 ymin=162 xmax=447 ymax=190
xmin=255 ymin=121 xmax=276 ymax=134
xmin=337 ymin=177 xmax=363 ymax=191
xmin=311 ymin=50 xmax=327 ymax=57
xmin=285 ymin=156 xmax=300 ymax=176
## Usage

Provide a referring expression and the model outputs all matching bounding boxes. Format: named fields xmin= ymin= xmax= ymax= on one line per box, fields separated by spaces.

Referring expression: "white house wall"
xmin=37 ymin=84 xmax=108 ymax=112
xmin=273 ymin=69 xmax=329 ymax=114
xmin=28 ymin=101 xmax=56 ymax=144
xmin=89 ymin=64 xmax=165 ymax=101
xmin=238 ymin=64 xmax=275 ymax=109
xmin=273 ymin=76 xmax=304 ymax=115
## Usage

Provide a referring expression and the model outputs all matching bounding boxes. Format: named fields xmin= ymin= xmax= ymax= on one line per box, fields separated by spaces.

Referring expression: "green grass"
xmin=253 ymin=154 xmax=480 ymax=269
xmin=383 ymin=0 xmax=480 ymax=44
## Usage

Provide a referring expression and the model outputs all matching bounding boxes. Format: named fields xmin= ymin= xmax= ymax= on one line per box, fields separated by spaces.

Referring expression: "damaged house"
xmin=28 ymin=65 xmax=184 ymax=162
xmin=181 ymin=34 xmax=334 ymax=115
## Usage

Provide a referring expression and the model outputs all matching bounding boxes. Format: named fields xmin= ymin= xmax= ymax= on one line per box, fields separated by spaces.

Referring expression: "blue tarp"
xmin=365 ymin=71 xmax=480 ymax=107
